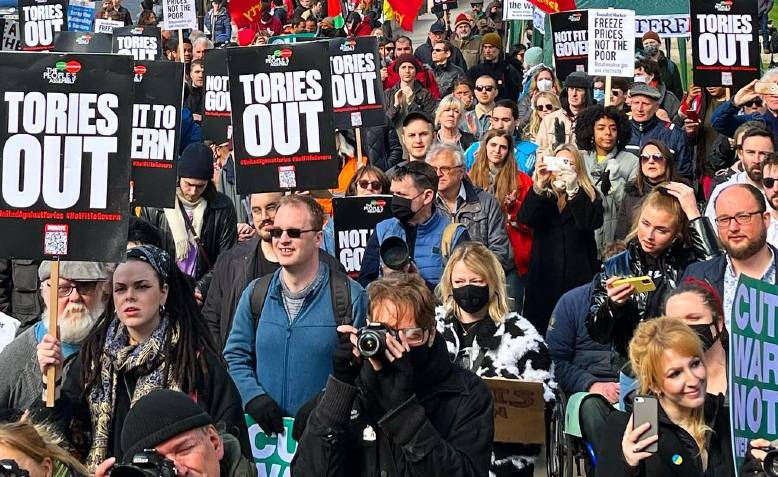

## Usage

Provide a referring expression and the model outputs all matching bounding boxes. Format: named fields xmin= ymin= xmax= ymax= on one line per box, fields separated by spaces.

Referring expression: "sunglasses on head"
xmin=536 ymin=104 xmax=554 ymax=111
xmin=358 ymin=180 xmax=382 ymax=190
xmin=640 ymin=153 xmax=665 ymax=163
xmin=269 ymin=227 xmax=320 ymax=239
xmin=475 ymin=85 xmax=495 ymax=92
xmin=764 ymin=177 xmax=778 ymax=188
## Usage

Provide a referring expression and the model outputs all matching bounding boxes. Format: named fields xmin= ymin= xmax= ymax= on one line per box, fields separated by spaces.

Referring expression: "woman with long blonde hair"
xmin=524 ymin=91 xmax=561 ymax=143
xmin=597 ymin=317 xmax=732 ymax=477
xmin=0 ymin=419 xmax=89 ymax=477
xmin=435 ymin=241 xmax=555 ymax=477
xmin=518 ymin=143 xmax=603 ymax=334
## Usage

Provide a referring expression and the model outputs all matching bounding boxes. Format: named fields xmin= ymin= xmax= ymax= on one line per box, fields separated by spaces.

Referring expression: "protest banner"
xmin=267 ymin=32 xmax=315 ymax=45
xmin=527 ymin=0 xmax=576 ymax=15
xmin=483 ymin=378 xmax=545 ymax=444
xmin=112 ymin=25 xmax=163 ymax=61
xmin=18 ymin=0 xmax=68 ymax=51
xmin=328 ymin=36 xmax=383 ymax=131
xmin=729 ymin=275 xmax=778 ymax=476
xmin=550 ymin=9 xmax=588 ymax=80
xmin=53 ymin=31 xmax=111 ymax=52
xmin=227 ymin=0 xmax=261 ymax=29
xmin=227 ymin=42 xmax=338 ymax=194
xmin=1 ymin=18 xmax=21 ymax=51
xmin=690 ymin=0 xmax=759 ymax=90
xmin=202 ymin=47 xmax=231 ymax=145
xmin=503 ymin=0 xmax=534 ymax=20
xmin=587 ymin=9 xmax=635 ymax=78
xmin=162 ymin=0 xmax=197 ymax=30
xmin=333 ymin=196 xmax=393 ymax=278
xmin=94 ymin=18 xmax=122 ymax=34
xmin=533 ymin=7 xmax=545 ymax=35
xmin=130 ymin=60 xmax=184 ymax=208
xmin=431 ymin=0 xmax=457 ymax=14
xmin=246 ymin=416 xmax=296 ymax=477
xmin=634 ymin=14 xmax=690 ymax=38
xmin=66 ymin=0 xmax=93 ymax=32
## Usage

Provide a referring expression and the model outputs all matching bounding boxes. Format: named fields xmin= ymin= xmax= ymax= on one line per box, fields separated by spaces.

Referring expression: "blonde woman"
xmin=518 ymin=143 xmax=603 ymax=335
xmin=597 ymin=317 xmax=732 ymax=477
xmin=435 ymin=241 xmax=555 ymax=477
xmin=433 ymin=95 xmax=476 ymax=151
xmin=0 ymin=419 xmax=89 ymax=477
xmin=524 ymin=91 xmax=561 ymax=143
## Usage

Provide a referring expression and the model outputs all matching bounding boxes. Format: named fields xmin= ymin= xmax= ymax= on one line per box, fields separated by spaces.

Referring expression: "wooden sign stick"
xmin=45 ymin=259 xmax=60 ymax=407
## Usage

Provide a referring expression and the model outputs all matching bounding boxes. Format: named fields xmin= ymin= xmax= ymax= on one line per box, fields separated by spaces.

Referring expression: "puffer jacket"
xmin=626 ymin=115 xmax=693 ymax=180
xmin=205 ymin=7 xmax=232 ymax=43
xmin=363 ymin=118 xmax=404 ymax=171
xmin=0 ymin=260 xmax=42 ymax=332
xmin=436 ymin=306 xmax=556 ymax=477
xmin=586 ymin=218 xmax=721 ymax=361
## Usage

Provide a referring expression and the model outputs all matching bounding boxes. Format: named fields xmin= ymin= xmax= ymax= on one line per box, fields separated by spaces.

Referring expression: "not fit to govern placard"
xmin=162 ymin=0 xmax=197 ymax=31
xmin=587 ymin=9 xmax=635 ymax=77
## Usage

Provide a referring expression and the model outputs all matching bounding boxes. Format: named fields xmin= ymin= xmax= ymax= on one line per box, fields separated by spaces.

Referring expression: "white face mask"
xmin=537 ymin=79 xmax=553 ymax=92
xmin=633 ymin=75 xmax=648 ymax=84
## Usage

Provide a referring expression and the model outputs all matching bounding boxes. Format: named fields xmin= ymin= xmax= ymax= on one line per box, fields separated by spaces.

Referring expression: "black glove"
xmin=600 ymin=170 xmax=612 ymax=196
xmin=360 ymin=351 xmax=414 ymax=413
xmin=332 ymin=333 xmax=360 ymax=385
xmin=246 ymin=394 xmax=284 ymax=435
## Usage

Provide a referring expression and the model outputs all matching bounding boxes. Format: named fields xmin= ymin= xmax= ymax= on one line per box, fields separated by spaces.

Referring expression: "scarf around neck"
xmin=163 ymin=189 xmax=207 ymax=261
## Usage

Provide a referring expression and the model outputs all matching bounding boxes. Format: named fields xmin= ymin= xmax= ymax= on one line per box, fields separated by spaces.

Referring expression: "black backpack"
xmin=249 ymin=268 xmax=353 ymax=330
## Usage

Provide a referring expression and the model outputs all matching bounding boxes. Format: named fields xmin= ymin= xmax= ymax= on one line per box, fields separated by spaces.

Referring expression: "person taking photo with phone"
xmin=596 ymin=317 xmax=733 ymax=477
xmin=711 ymin=70 xmax=778 ymax=141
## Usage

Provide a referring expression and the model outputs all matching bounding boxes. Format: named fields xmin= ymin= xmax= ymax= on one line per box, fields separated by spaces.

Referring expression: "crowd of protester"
xmin=2 ymin=1 xmax=778 ymax=476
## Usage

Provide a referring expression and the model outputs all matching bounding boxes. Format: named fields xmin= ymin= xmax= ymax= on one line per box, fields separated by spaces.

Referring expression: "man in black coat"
xmin=466 ymin=32 xmax=522 ymax=101
xmin=414 ymin=21 xmax=468 ymax=70
xmin=291 ymin=273 xmax=493 ymax=477
xmin=363 ymin=117 xmax=404 ymax=172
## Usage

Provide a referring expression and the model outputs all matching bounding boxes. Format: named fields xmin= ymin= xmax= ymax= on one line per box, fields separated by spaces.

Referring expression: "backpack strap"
xmin=250 ymin=274 xmax=274 ymax=330
xmin=440 ymin=222 xmax=465 ymax=263
xmin=328 ymin=267 xmax=353 ymax=326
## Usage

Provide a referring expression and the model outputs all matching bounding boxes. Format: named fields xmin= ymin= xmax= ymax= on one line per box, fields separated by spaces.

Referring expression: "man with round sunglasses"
xmin=466 ymin=74 xmax=498 ymax=138
xmin=711 ymin=68 xmax=778 ymax=140
xmin=224 ymin=195 xmax=367 ymax=438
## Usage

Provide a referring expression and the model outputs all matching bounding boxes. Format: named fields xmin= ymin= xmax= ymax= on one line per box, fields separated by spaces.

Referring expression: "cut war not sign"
xmin=503 ymin=0 xmax=534 ymax=20
xmin=228 ymin=42 xmax=338 ymax=194
xmin=690 ymin=0 xmax=759 ymax=89
xmin=162 ymin=0 xmax=196 ymax=31
xmin=729 ymin=275 xmax=778 ymax=477
xmin=550 ymin=9 xmax=588 ymax=81
xmin=202 ymin=47 xmax=231 ymax=145
xmin=333 ymin=195 xmax=393 ymax=277
xmin=246 ymin=416 xmax=296 ymax=477
xmin=328 ymin=36 xmax=384 ymax=130
xmin=112 ymin=26 xmax=163 ymax=61
xmin=587 ymin=9 xmax=635 ymax=77
xmin=18 ymin=0 xmax=68 ymax=51
xmin=130 ymin=61 xmax=184 ymax=208
xmin=0 ymin=52 xmax=133 ymax=262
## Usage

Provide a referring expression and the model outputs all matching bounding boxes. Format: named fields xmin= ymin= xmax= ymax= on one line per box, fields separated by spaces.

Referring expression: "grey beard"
xmin=42 ymin=303 xmax=104 ymax=344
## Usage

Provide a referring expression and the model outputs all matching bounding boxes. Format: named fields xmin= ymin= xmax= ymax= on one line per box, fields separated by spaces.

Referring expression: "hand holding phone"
xmin=755 ymin=81 xmax=778 ymax=95
xmin=622 ymin=396 xmax=660 ymax=467
xmin=544 ymin=156 xmax=568 ymax=172
xmin=612 ymin=276 xmax=656 ymax=293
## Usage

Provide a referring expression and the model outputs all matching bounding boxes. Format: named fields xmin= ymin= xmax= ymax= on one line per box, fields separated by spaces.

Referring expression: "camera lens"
xmin=357 ymin=331 xmax=382 ymax=357
xmin=765 ymin=449 xmax=778 ymax=477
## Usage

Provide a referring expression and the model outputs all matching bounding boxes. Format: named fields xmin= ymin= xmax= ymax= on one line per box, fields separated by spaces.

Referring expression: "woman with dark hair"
xmin=575 ymin=104 xmax=639 ymax=249
xmin=614 ymin=140 xmax=682 ymax=240
xmin=36 ymin=246 xmax=249 ymax=472
xmin=136 ymin=9 xmax=157 ymax=25
xmin=634 ymin=58 xmax=681 ymax=120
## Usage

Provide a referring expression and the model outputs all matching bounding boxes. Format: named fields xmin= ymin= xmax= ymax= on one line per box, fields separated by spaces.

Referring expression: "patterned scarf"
xmin=85 ymin=315 xmax=181 ymax=470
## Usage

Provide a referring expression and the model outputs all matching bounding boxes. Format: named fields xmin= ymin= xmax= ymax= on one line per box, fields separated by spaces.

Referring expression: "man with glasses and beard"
xmin=0 ymin=261 xmax=111 ymax=410
xmin=224 ymin=195 xmax=367 ymax=438
xmin=683 ymin=184 xmax=778 ymax=328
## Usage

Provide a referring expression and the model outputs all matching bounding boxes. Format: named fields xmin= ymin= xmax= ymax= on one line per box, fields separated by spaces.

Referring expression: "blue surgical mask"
xmin=593 ymin=89 xmax=605 ymax=103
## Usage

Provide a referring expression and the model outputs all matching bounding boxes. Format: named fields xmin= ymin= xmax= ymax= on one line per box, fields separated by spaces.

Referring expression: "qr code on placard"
xmin=278 ymin=165 xmax=297 ymax=189
xmin=44 ymin=224 xmax=69 ymax=256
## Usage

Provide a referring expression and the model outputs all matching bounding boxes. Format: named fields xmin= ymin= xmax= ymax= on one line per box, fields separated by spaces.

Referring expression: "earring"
xmin=159 ymin=304 xmax=166 ymax=316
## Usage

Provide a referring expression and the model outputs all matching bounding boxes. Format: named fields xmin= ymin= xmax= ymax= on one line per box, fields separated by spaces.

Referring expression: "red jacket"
xmin=383 ymin=59 xmax=442 ymax=100
xmin=504 ymin=172 xmax=534 ymax=275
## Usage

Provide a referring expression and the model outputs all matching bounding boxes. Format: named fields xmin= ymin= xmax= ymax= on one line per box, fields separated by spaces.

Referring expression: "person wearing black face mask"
xmin=434 ymin=241 xmax=556 ymax=477
xmin=664 ymin=278 xmax=729 ymax=396
xmin=291 ymin=273 xmax=494 ymax=477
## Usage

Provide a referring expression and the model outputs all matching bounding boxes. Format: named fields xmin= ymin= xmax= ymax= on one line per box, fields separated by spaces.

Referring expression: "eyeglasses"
xmin=358 ymin=180 xmax=382 ymax=190
xmin=432 ymin=48 xmax=447 ymax=53
xmin=764 ymin=177 xmax=778 ymax=188
xmin=611 ymin=90 xmax=623 ymax=97
xmin=369 ymin=323 xmax=426 ymax=345
xmin=743 ymin=99 xmax=763 ymax=107
xmin=269 ymin=228 xmax=320 ymax=239
xmin=536 ymin=104 xmax=554 ymax=111
xmin=432 ymin=165 xmax=462 ymax=175
xmin=475 ymin=85 xmax=495 ymax=92
xmin=639 ymin=153 xmax=666 ymax=163
xmin=714 ymin=211 xmax=763 ymax=227
xmin=46 ymin=281 xmax=103 ymax=298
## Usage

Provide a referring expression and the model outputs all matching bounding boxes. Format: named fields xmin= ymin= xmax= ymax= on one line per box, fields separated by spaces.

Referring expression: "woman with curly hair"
xmin=574 ymin=104 xmax=639 ymax=250
xmin=524 ymin=91 xmax=561 ymax=143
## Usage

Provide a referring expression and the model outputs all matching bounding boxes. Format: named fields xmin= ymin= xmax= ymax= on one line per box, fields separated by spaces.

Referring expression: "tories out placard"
xmin=228 ymin=42 xmax=338 ymax=194
xmin=550 ymin=9 xmax=588 ymax=80
xmin=729 ymin=275 xmax=778 ymax=477
xmin=202 ymin=47 xmax=231 ymax=144
xmin=130 ymin=61 xmax=184 ymax=208
xmin=0 ymin=52 xmax=133 ymax=262
xmin=690 ymin=0 xmax=759 ymax=89
xmin=18 ymin=0 xmax=68 ymax=51
xmin=587 ymin=9 xmax=635 ymax=77
xmin=53 ymin=31 xmax=111 ymax=52
xmin=328 ymin=37 xmax=384 ymax=130
xmin=112 ymin=25 xmax=163 ymax=60
xmin=333 ymin=196 xmax=393 ymax=277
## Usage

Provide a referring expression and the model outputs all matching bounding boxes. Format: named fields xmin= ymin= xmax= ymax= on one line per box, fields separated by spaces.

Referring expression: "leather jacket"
xmin=587 ymin=217 xmax=721 ymax=360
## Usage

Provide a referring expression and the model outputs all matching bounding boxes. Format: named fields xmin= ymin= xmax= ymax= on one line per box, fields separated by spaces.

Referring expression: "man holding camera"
xmin=291 ymin=273 xmax=494 ymax=476
xmin=94 ymin=389 xmax=256 ymax=477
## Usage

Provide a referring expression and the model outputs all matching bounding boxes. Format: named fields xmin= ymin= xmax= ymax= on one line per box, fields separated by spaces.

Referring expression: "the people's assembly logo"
xmin=363 ymin=199 xmax=387 ymax=214
xmin=265 ymin=48 xmax=292 ymax=67
xmin=133 ymin=64 xmax=147 ymax=83
xmin=43 ymin=60 xmax=81 ymax=84
xmin=75 ymin=34 xmax=93 ymax=45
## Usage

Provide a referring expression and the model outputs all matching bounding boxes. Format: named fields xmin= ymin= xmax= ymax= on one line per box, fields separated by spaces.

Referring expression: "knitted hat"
xmin=455 ymin=13 xmax=469 ymax=27
xmin=642 ymin=31 xmax=660 ymax=44
xmin=394 ymin=54 xmax=421 ymax=73
xmin=237 ymin=27 xmax=256 ymax=46
xmin=178 ymin=142 xmax=214 ymax=180
xmin=524 ymin=46 xmax=543 ymax=68
xmin=481 ymin=32 xmax=502 ymax=49
xmin=120 ymin=390 xmax=212 ymax=462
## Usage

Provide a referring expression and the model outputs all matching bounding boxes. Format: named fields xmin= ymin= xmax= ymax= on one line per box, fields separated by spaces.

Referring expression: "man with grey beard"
xmin=0 ymin=261 xmax=110 ymax=411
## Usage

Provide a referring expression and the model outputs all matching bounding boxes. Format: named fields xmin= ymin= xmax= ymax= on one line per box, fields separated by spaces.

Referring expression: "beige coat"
xmin=536 ymin=108 xmax=576 ymax=157
xmin=453 ymin=35 xmax=481 ymax=70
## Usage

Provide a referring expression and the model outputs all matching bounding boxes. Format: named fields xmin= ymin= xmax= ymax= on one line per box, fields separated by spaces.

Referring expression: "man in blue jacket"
xmin=711 ymin=70 xmax=778 ymax=140
xmin=224 ymin=195 xmax=367 ymax=435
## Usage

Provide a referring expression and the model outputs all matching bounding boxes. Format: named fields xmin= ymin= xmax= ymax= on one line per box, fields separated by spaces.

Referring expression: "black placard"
xmin=112 ymin=25 xmax=164 ymax=61
xmin=2 ymin=18 xmax=22 ymax=51
xmin=431 ymin=0 xmax=457 ymax=14
xmin=333 ymin=195 xmax=393 ymax=277
xmin=329 ymin=36 xmax=385 ymax=130
xmin=227 ymin=42 xmax=338 ymax=194
xmin=18 ymin=0 xmax=68 ymax=51
xmin=690 ymin=0 xmax=759 ymax=90
xmin=202 ymin=47 xmax=231 ymax=144
xmin=130 ymin=60 xmax=184 ymax=208
xmin=53 ymin=31 xmax=111 ymax=52
xmin=549 ymin=9 xmax=588 ymax=81
xmin=0 ymin=52 xmax=133 ymax=262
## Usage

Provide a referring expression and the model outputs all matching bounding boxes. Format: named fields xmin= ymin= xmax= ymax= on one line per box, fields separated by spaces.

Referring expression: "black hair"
xmin=664 ymin=278 xmax=725 ymax=328
xmin=611 ymin=76 xmax=631 ymax=92
xmin=635 ymin=58 xmax=661 ymax=84
xmin=740 ymin=124 xmax=776 ymax=149
xmin=452 ymin=77 xmax=474 ymax=92
xmin=574 ymin=104 xmax=631 ymax=153
xmin=402 ymin=111 xmax=433 ymax=128
xmin=493 ymin=99 xmax=518 ymax=119
xmin=128 ymin=217 xmax=164 ymax=249
xmin=559 ymin=84 xmax=592 ymax=114
xmin=635 ymin=139 xmax=680 ymax=194
xmin=393 ymin=161 xmax=439 ymax=194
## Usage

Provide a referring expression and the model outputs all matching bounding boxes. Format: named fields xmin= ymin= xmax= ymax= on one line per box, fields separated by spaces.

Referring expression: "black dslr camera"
xmin=356 ymin=323 xmax=398 ymax=358
xmin=111 ymin=450 xmax=177 ymax=477
xmin=764 ymin=446 xmax=778 ymax=477
xmin=0 ymin=460 xmax=29 ymax=477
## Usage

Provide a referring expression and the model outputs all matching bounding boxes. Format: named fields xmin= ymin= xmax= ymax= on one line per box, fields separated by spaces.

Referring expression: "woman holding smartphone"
xmin=596 ymin=317 xmax=732 ymax=477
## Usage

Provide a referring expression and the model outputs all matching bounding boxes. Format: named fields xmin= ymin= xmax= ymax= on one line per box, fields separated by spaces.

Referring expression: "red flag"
xmin=229 ymin=0 xmax=262 ymax=30
xmin=527 ymin=0 xmax=576 ymax=14
xmin=387 ymin=0 xmax=423 ymax=31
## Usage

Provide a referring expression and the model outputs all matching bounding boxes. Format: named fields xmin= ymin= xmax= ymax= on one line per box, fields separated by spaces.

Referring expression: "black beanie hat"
xmin=120 ymin=389 xmax=212 ymax=462
xmin=564 ymin=71 xmax=592 ymax=89
xmin=178 ymin=142 xmax=214 ymax=180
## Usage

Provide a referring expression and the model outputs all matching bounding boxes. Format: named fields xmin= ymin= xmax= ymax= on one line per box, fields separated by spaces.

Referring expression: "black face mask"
xmin=452 ymin=284 xmax=490 ymax=314
xmin=391 ymin=195 xmax=417 ymax=223
xmin=690 ymin=323 xmax=720 ymax=352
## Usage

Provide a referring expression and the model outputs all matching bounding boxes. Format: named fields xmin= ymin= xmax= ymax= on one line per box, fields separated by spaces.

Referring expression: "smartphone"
xmin=685 ymin=109 xmax=699 ymax=122
xmin=612 ymin=276 xmax=656 ymax=293
xmin=544 ymin=156 xmax=569 ymax=172
xmin=633 ymin=395 xmax=659 ymax=453
xmin=755 ymin=81 xmax=778 ymax=95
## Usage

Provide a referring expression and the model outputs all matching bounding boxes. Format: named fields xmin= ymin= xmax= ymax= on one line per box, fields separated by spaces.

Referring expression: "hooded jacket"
xmin=205 ymin=6 xmax=232 ymax=43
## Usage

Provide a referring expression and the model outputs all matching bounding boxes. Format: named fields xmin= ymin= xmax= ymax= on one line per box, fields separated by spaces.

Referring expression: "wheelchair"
xmin=546 ymin=390 xmax=598 ymax=477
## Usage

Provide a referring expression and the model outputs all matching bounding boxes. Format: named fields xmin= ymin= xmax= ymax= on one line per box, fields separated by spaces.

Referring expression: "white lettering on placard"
xmin=330 ymin=52 xmax=377 ymax=108
xmin=116 ymin=36 xmax=158 ymax=60
xmin=696 ymin=14 xmax=753 ymax=66
xmin=22 ymin=3 xmax=65 ymax=47
xmin=131 ymin=104 xmax=176 ymax=160
xmin=205 ymin=75 xmax=231 ymax=112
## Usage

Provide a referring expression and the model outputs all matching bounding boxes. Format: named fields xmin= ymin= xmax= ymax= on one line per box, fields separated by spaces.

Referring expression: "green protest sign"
xmin=728 ymin=275 xmax=778 ymax=476
xmin=245 ymin=415 xmax=297 ymax=476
